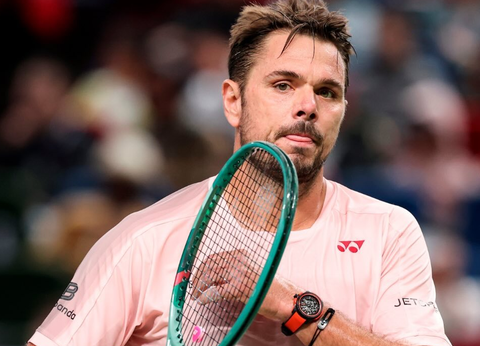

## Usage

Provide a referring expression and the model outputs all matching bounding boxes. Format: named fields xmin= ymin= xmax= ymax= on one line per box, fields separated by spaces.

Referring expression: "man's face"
xmin=237 ymin=31 xmax=347 ymax=184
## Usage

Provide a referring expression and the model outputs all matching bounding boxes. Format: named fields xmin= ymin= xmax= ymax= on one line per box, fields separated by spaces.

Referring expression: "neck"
xmin=292 ymin=170 xmax=326 ymax=231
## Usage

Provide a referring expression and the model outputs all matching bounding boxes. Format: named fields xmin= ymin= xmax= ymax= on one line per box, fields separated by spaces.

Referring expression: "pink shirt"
xmin=29 ymin=178 xmax=451 ymax=346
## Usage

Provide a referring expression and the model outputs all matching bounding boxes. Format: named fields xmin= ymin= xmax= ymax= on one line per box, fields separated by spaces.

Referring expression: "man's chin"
xmin=288 ymin=151 xmax=320 ymax=167
xmin=290 ymin=155 xmax=325 ymax=184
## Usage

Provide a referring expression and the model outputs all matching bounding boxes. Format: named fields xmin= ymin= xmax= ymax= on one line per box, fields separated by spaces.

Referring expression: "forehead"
xmin=253 ymin=30 xmax=346 ymax=86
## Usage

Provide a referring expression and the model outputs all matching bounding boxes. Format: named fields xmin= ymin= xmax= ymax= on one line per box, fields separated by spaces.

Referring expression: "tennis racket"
xmin=167 ymin=141 xmax=298 ymax=346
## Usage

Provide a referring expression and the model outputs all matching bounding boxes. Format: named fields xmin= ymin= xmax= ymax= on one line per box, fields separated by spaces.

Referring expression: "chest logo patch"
xmin=337 ymin=240 xmax=365 ymax=253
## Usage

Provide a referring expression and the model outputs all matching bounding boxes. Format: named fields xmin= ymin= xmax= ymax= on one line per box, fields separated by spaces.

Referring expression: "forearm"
xmin=261 ymin=279 xmax=411 ymax=346
xmin=294 ymin=304 xmax=408 ymax=346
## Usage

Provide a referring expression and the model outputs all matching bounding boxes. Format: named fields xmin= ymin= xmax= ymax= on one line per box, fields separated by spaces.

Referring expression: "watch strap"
xmin=281 ymin=313 xmax=306 ymax=335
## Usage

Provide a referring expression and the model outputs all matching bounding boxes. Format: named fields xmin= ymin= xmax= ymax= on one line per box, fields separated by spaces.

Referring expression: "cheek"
xmin=332 ymin=114 xmax=345 ymax=133
xmin=243 ymin=93 xmax=277 ymax=131
xmin=242 ymin=114 xmax=274 ymax=140
xmin=322 ymin=107 xmax=345 ymax=143
xmin=328 ymin=103 xmax=345 ymax=128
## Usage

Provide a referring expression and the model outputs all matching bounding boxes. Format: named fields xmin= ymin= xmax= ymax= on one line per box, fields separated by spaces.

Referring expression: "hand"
xmin=191 ymin=249 xmax=261 ymax=305
xmin=191 ymin=249 xmax=300 ymax=321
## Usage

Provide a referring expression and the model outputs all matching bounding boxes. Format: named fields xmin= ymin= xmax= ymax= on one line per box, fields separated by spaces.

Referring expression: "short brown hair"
xmin=228 ymin=0 xmax=354 ymax=94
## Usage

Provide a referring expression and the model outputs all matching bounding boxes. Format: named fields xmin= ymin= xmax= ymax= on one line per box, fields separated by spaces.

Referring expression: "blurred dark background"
xmin=0 ymin=0 xmax=479 ymax=345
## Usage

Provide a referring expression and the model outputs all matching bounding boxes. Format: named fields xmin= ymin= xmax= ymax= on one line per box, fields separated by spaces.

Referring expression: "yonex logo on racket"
xmin=337 ymin=240 xmax=365 ymax=253
xmin=192 ymin=326 xmax=204 ymax=342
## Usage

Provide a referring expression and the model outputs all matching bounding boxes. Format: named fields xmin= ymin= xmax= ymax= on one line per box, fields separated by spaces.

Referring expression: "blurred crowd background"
xmin=0 ymin=0 xmax=479 ymax=345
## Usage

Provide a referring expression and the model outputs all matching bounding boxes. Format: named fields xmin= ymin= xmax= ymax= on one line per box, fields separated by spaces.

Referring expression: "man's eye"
xmin=275 ymin=83 xmax=290 ymax=91
xmin=318 ymin=88 xmax=334 ymax=98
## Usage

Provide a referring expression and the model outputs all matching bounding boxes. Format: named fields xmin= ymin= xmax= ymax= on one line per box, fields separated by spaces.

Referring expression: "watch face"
xmin=299 ymin=295 xmax=320 ymax=317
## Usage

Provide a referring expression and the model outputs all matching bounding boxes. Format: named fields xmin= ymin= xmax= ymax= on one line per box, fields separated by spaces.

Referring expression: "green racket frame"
xmin=167 ymin=141 xmax=298 ymax=346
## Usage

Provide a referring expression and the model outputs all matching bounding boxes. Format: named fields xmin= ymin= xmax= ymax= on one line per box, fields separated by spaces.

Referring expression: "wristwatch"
xmin=281 ymin=291 xmax=323 ymax=336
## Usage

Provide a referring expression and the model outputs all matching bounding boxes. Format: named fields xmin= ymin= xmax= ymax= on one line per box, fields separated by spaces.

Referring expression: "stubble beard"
xmin=239 ymin=109 xmax=327 ymax=196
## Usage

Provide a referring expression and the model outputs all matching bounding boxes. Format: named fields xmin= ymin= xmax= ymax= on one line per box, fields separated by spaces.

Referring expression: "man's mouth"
xmin=284 ymin=134 xmax=314 ymax=144
xmin=275 ymin=122 xmax=322 ymax=146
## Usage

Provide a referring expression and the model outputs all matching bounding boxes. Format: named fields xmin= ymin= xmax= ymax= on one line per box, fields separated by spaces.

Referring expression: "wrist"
xmin=307 ymin=307 xmax=336 ymax=346
xmin=262 ymin=277 xmax=304 ymax=321
xmin=281 ymin=291 xmax=323 ymax=336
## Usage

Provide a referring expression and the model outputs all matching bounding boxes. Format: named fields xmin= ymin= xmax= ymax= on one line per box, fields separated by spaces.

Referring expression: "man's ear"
xmin=222 ymin=79 xmax=242 ymax=128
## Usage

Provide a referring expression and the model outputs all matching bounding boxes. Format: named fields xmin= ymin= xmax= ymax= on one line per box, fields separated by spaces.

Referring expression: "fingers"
xmin=196 ymin=278 xmax=249 ymax=305
xmin=191 ymin=249 xmax=260 ymax=304
xmin=191 ymin=251 xmax=229 ymax=299
xmin=196 ymin=285 xmax=222 ymax=305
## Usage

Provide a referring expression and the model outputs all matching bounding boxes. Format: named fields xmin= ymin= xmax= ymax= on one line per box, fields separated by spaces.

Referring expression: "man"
xmin=28 ymin=0 xmax=451 ymax=345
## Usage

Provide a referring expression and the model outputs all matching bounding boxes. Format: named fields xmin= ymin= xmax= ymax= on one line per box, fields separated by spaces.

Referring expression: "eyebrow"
xmin=319 ymin=78 xmax=344 ymax=93
xmin=265 ymin=69 xmax=345 ymax=93
xmin=265 ymin=70 xmax=302 ymax=81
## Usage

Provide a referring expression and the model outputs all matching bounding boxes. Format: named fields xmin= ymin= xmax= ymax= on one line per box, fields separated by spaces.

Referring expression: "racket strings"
xmin=180 ymin=149 xmax=285 ymax=345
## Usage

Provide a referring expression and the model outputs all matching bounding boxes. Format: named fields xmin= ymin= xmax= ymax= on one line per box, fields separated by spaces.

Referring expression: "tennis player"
xmin=28 ymin=0 xmax=451 ymax=345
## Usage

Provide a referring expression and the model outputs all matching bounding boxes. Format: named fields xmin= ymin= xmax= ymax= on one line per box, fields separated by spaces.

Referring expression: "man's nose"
xmin=295 ymin=87 xmax=317 ymax=121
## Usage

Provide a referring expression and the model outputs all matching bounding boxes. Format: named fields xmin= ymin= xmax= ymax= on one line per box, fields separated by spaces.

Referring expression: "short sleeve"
xmin=371 ymin=207 xmax=451 ymax=346
xmin=28 ymin=221 xmax=154 ymax=346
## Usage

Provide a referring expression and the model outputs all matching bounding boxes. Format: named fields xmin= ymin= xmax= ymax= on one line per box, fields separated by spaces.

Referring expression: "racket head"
xmin=167 ymin=141 xmax=298 ymax=346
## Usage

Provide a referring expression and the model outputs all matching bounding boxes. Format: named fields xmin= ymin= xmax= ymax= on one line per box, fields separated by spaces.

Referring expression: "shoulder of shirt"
xmin=109 ymin=177 xmax=212 ymax=239
xmin=327 ymin=179 xmax=418 ymax=230
xmin=69 ymin=178 xmax=213 ymax=278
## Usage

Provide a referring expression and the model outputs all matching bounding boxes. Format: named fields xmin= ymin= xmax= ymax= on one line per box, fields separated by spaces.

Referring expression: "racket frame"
xmin=167 ymin=141 xmax=298 ymax=346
